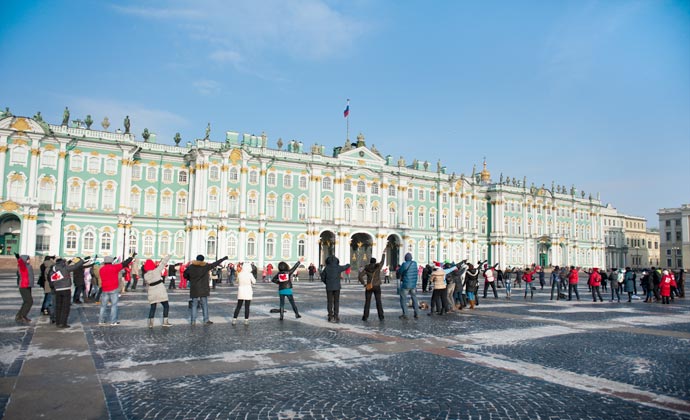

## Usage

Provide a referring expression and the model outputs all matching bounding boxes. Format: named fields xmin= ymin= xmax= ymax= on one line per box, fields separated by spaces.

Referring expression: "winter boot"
xmin=148 ymin=318 xmax=154 ymax=329
xmin=469 ymin=300 xmax=475 ymax=310
xmin=232 ymin=318 xmax=237 ymax=325
xmin=162 ymin=318 xmax=172 ymax=327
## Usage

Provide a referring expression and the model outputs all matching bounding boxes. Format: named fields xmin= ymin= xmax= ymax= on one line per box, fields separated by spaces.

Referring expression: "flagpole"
xmin=346 ymin=99 xmax=350 ymax=142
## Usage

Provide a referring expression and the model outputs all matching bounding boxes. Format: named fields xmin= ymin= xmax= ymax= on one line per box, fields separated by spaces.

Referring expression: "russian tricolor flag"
xmin=343 ymin=99 xmax=350 ymax=118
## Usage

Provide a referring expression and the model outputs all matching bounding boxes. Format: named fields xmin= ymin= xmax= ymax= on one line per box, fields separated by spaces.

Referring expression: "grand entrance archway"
xmin=386 ymin=234 xmax=401 ymax=271
xmin=537 ymin=236 xmax=551 ymax=267
xmin=0 ymin=214 xmax=21 ymax=256
xmin=350 ymin=232 xmax=373 ymax=273
xmin=319 ymin=231 xmax=336 ymax=267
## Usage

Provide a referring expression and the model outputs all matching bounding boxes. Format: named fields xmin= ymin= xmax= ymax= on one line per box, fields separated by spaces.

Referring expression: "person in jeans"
xmin=396 ymin=253 xmax=420 ymax=319
xmin=320 ymin=255 xmax=350 ymax=323
xmin=358 ymin=251 xmax=387 ymax=322
xmin=550 ymin=266 xmax=562 ymax=300
xmin=184 ymin=254 xmax=228 ymax=325
xmin=609 ymin=268 xmax=620 ymax=302
xmin=98 ymin=253 xmax=135 ymax=326
xmin=568 ymin=266 xmax=581 ymax=301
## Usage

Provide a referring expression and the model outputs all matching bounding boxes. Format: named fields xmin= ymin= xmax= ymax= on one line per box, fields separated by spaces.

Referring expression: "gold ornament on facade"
xmin=10 ymin=173 xmax=24 ymax=182
xmin=0 ymin=146 xmax=8 ymax=153
xmin=31 ymin=149 xmax=40 ymax=156
xmin=0 ymin=201 xmax=20 ymax=211
xmin=10 ymin=118 xmax=30 ymax=132
xmin=11 ymin=138 xmax=28 ymax=146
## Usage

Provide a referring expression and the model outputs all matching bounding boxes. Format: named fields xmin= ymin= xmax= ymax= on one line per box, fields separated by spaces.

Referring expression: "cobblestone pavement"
xmin=0 ymin=272 xmax=689 ymax=419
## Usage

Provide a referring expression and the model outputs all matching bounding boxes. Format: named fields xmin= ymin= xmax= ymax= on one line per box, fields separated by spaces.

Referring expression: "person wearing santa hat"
xmin=144 ymin=255 xmax=171 ymax=328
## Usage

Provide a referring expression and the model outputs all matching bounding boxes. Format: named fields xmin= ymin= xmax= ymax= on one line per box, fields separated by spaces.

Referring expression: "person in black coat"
xmin=320 ymin=256 xmax=350 ymax=323
xmin=184 ymin=254 xmax=228 ymax=325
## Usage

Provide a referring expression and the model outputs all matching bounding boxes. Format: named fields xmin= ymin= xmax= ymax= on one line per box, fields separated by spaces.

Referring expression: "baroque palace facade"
xmin=1 ymin=111 xmax=621 ymax=271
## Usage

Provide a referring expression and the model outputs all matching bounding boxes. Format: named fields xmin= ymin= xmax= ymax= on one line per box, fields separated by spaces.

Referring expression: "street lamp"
xmin=425 ymin=235 xmax=433 ymax=263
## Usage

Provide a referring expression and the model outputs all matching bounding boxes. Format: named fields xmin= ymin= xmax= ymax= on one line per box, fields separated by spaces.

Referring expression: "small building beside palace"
xmin=0 ymin=110 xmax=653 ymax=271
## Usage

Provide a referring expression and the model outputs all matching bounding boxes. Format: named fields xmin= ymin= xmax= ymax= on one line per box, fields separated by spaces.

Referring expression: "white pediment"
xmin=337 ymin=147 xmax=386 ymax=167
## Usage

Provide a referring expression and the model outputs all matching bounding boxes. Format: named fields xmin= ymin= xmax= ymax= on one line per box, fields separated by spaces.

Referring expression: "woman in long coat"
xmin=232 ymin=263 xmax=256 ymax=325
xmin=145 ymin=255 xmax=171 ymax=328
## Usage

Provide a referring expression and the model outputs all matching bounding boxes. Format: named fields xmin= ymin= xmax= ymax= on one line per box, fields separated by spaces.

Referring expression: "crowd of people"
xmin=13 ymin=251 xmax=687 ymax=328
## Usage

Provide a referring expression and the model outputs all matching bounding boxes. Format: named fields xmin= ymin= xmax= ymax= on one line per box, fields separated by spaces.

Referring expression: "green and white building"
xmin=1 ymin=112 xmax=613 ymax=270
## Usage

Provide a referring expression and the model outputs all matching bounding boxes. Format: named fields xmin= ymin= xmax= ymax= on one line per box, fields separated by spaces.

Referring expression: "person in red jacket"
xmin=522 ymin=267 xmax=535 ymax=299
xmin=568 ymin=266 xmax=581 ymax=301
xmin=659 ymin=270 xmax=677 ymax=304
xmin=98 ymin=253 xmax=135 ymax=326
xmin=589 ymin=268 xmax=603 ymax=302
xmin=15 ymin=253 xmax=35 ymax=324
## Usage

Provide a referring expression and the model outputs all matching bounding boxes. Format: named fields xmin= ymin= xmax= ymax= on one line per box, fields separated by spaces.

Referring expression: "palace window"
xmin=266 ymin=238 xmax=275 ymax=259
xmin=267 ymin=197 xmax=276 ymax=219
xmin=267 ymin=172 xmax=276 ymax=186
xmin=229 ymin=167 xmax=238 ymax=182
xmin=371 ymin=182 xmax=379 ymax=195
xmin=322 ymin=177 xmax=332 ymax=190
xmin=247 ymin=238 xmax=256 ymax=257
xmin=357 ymin=203 xmax=366 ymax=222
xmin=175 ymin=236 xmax=184 ymax=256
xmin=11 ymin=146 xmax=28 ymax=166
xmin=299 ymin=176 xmax=307 ymax=190
xmin=344 ymin=203 xmax=351 ymax=222
xmin=227 ymin=235 xmax=237 ymax=258
xmin=87 ymin=157 xmax=100 ymax=172
xmin=281 ymin=197 xmax=292 ymax=220
xmin=372 ymin=205 xmax=379 ymax=224
xmin=83 ymin=231 xmax=95 ymax=252
xmin=131 ymin=164 xmax=141 ymax=180
xmin=162 ymin=168 xmax=173 ymax=183
xmin=130 ymin=190 xmax=141 ymax=214
xmin=388 ymin=185 xmax=396 ymax=197
xmin=102 ymin=185 xmax=115 ymax=211
xmin=66 ymin=231 xmax=77 ymax=251
xmin=248 ymin=195 xmax=258 ymax=218
xmin=209 ymin=166 xmax=220 ymax=181
xmin=228 ymin=195 xmax=238 ymax=217
xmin=161 ymin=194 xmax=172 ymax=216
xmin=322 ymin=201 xmax=333 ymax=222
xmin=100 ymin=232 xmax=112 ymax=252
xmin=344 ymin=180 xmax=351 ymax=192
xmin=70 ymin=154 xmax=83 ymax=171
xmin=249 ymin=170 xmax=258 ymax=184
xmin=176 ymin=194 xmax=186 ymax=216
xmin=298 ymin=239 xmax=305 ymax=257
xmin=357 ymin=181 xmax=366 ymax=194
xmin=282 ymin=238 xmax=291 ymax=258
xmin=105 ymin=158 xmax=117 ymax=174
xmin=41 ymin=150 xmax=57 ymax=168
xmin=283 ymin=174 xmax=292 ymax=188
xmin=147 ymin=166 xmax=157 ymax=181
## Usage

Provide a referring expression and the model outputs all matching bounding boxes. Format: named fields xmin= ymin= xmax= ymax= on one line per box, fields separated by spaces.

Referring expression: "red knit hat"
xmin=144 ymin=259 xmax=156 ymax=271
xmin=434 ymin=261 xmax=441 ymax=267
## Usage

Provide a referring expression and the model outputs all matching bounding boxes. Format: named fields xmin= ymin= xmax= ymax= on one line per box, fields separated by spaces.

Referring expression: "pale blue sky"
xmin=1 ymin=0 xmax=688 ymax=226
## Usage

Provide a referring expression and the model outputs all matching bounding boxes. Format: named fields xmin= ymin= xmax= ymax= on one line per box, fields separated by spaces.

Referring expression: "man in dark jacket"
xmin=184 ymin=254 xmax=228 ymax=325
xmin=50 ymin=256 xmax=88 ymax=328
xmin=320 ymin=255 xmax=350 ymax=323
xmin=358 ymin=251 xmax=386 ymax=322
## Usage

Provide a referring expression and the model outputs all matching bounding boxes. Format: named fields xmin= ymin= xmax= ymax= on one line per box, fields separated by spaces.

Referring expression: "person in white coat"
xmin=144 ymin=255 xmax=171 ymax=328
xmin=232 ymin=263 xmax=255 ymax=325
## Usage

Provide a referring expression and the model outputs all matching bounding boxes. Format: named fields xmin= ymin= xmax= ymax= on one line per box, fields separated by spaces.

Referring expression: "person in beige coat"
xmin=144 ymin=255 xmax=171 ymax=328
xmin=232 ymin=263 xmax=256 ymax=325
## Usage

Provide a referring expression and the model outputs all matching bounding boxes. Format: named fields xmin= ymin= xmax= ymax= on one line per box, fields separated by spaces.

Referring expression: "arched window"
xmin=176 ymin=193 xmax=187 ymax=216
xmin=299 ymin=176 xmax=307 ymax=189
xmin=418 ymin=209 xmax=425 ymax=229
xmin=429 ymin=210 xmax=437 ymax=229
xmin=388 ymin=185 xmax=396 ymax=197
xmin=227 ymin=235 xmax=237 ymax=258
xmin=322 ymin=201 xmax=332 ymax=221
xmin=283 ymin=173 xmax=292 ymax=188
xmin=129 ymin=233 xmax=139 ymax=255
xmin=266 ymin=197 xmax=276 ymax=219
xmin=68 ymin=180 xmax=82 ymax=208
xmin=248 ymin=195 xmax=258 ymax=218
xmin=146 ymin=166 xmax=157 ymax=181
xmin=100 ymin=232 xmax=112 ymax=252
xmin=206 ymin=235 xmax=216 ymax=256
xmin=371 ymin=182 xmax=379 ymax=195
xmin=357 ymin=181 xmax=366 ymax=194
xmin=105 ymin=158 xmax=117 ymax=174
xmin=229 ymin=167 xmax=238 ymax=182
xmin=267 ymin=172 xmax=276 ymax=186
xmin=371 ymin=205 xmax=379 ymax=224
xmin=41 ymin=150 xmax=57 ymax=168
xmin=87 ymin=157 xmax=100 ymax=172
xmin=281 ymin=196 xmax=292 ymax=219
xmin=266 ymin=237 xmax=275 ymax=258
xmin=66 ymin=231 xmax=78 ymax=250
xmin=344 ymin=203 xmax=351 ymax=222
xmin=178 ymin=170 xmax=188 ymax=184
xmin=322 ymin=177 xmax=332 ymax=190
xmin=144 ymin=189 xmax=157 ymax=215
xmin=247 ymin=237 xmax=256 ymax=257
xmin=10 ymin=146 xmax=28 ymax=165
xmin=174 ymin=235 xmax=184 ymax=256
xmin=85 ymin=184 xmax=99 ymax=208
xmin=228 ymin=194 xmax=238 ymax=216
xmin=209 ymin=166 xmax=220 ymax=181
xmin=208 ymin=189 xmax=219 ymax=214
xmin=357 ymin=203 xmax=366 ymax=221
xmin=282 ymin=237 xmax=291 ymax=258
xmin=298 ymin=239 xmax=305 ymax=257
xmin=102 ymin=184 xmax=115 ymax=211
xmin=143 ymin=235 xmax=154 ymax=255
xmin=70 ymin=154 xmax=83 ymax=171
xmin=160 ymin=234 xmax=170 ymax=255
xmin=83 ymin=231 xmax=95 ymax=251
xmin=388 ymin=207 xmax=397 ymax=225
xmin=298 ymin=201 xmax=307 ymax=221
xmin=248 ymin=170 xmax=258 ymax=184
xmin=9 ymin=177 xmax=26 ymax=201
xmin=131 ymin=164 xmax=141 ymax=179
xmin=130 ymin=189 xmax=141 ymax=214
xmin=162 ymin=168 xmax=173 ymax=183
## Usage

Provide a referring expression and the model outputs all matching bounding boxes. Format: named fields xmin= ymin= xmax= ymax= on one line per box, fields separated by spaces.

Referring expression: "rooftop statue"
xmin=204 ymin=123 xmax=210 ymax=140
xmin=33 ymin=111 xmax=43 ymax=122
xmin=102 ymin=117 xmax=110 ymax=131
xmin=84 ymin=114 xmax=93 ymax=129
xmin=62 ymin=107 xmax=70 ymax=126
xmin=174 ymin=132 xmax=182 ymax=146
xmin=124 ymin=115 xmax=131 ymax=134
